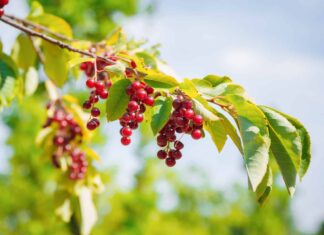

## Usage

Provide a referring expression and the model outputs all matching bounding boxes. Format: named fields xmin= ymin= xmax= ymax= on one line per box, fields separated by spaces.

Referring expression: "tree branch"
xmin=0 ymin=15 xmax=116 ymax=64
xmin=5 ymin=14 xmax=74 ymax=42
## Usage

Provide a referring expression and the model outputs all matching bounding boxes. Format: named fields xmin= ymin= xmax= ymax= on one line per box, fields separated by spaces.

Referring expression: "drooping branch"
xmin=0 ymin=14 xmax=116 ymax=64
xmin=5 ymin=14 xmax=74 ymax=42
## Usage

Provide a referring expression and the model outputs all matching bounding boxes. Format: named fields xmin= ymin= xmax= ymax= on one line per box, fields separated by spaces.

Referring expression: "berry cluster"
xmin=43 ymin=101 xmax=87 ymax=180
xmin=81 ymin=57 xmax=116 ymax=130
xmin=0 ymin=0 xmax=9 ymax=16
xmin=119 ymin=80 xmax=155 ymax=145
xmin=156 ymin=95 xmax=204 ymax=167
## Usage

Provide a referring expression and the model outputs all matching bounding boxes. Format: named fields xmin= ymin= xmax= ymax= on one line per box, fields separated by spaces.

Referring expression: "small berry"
xmin=83 ymin=101 xmax=92 ymax=109
xmin=135 ymin=89 xmax=147 ymax=101
xmin=86 ymin=79 xmax=95 ymax=88
xmin=191 ymin=129 xmax=202 ymax=139
xmin=145 ymin=86 xmax=154 ymax=94
xmin=157 ymin=150 xmax=167 ymax=159
xmin=174 ymin=141 xmax=184 ymax=150
xmin=135 ymin=113 xmax=144 ymax=123
xmin=87 ymin=120 xmax=97 ymax=130
xmin=193 ymin=115 xmax=203 ymax=125
xmin=128 ymin=101 xmax=139 ymax=112
xmin=121 ymin=137 xmax=131 ymax=145
xmin=165 ymin=157 xmax=176 ymax=167
xmin=131 ymin=81 xmax=142 ymax=90
xmin=130 ymin=60 xmax=137 ymax=68
xmin=121 ymin=127 xmax=132 ymax=137
xmin=99 ymin=90 xmax=109 ymax=99
xmin=91 ymin=107 xmax=100 ymax=117
xmin=0 ymin=9 xmax=4 ymax=17
xmin=95 ymin=81 xmax=105 ymax=91
xmin=144 ymin=96 xmax=154 ymax=106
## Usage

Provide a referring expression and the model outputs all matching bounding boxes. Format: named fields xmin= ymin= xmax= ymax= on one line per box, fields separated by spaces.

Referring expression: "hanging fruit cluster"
xmin=80 ymin=51 xmax=118 ymax=130
xmin=43 ymin=100 xmax=88 ymax=180
xmin=156 ymin=95 xmax=204 ymax=167
xmin=119 ymin=80 xmax=155 ymax=145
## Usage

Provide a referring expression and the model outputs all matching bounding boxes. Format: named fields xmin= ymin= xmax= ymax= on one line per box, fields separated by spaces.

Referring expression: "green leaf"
xmin=25 ymin=67 xmax=39 ymax=96
xmin=256 ymin=165 xmax=272 ymax=205
xmin=0 ymin=53 xmax=18 ymax=109
xmin=29 ymin=13 xmax=73 ymax=38
xmin=11 ymin=34 xmax=37 ymax=70
xmin=104 ymin=61 xmax=127 ymax=76
xmin=42 ymin=41 xmax=71 ymax=87
xmin=205 ymin=120 xmax=227 ymax=153
xmin=106 ymin=79 xmax=131 ymax=121
xmin=144 ymin=72 xmax=179 ymax=88
xmin=180 ymin=78 xmax=199 ymax=98
xmin=269 ymin=128 xmax=297 ymax=196
xmin=226 ymin=95 xmax=270 ymax=191
xmin=217 ymin=112 xmax=243 ymax=154
xmin=192 ymin=95 xmax=219 ymax=121
xmin=203 ymin=74 xmax=232 ymax=86
xmin=136 ymin=51 xmax=158 ymax=69
xmin=151 ymin=96 xmax=173 ymax=135
xmin=259 ymin=106 xmax=301 ymax=171
xmin=263 ymin=106 xmax=311 ymax=180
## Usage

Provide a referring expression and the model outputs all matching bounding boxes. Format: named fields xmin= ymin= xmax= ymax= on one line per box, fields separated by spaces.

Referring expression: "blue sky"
xmin=1 ymin=0 xmax=324 ymax=233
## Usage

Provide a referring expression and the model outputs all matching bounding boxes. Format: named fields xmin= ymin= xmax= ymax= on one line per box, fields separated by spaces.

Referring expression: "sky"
xmin=1 ymin=0 xmax=324 ymax=233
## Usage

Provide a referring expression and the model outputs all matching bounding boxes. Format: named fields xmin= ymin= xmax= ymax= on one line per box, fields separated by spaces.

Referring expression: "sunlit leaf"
xmin=151 ymin=96 xmax=173 ymax=135
xmin=11 ymin=34 xmax=37 ymax=70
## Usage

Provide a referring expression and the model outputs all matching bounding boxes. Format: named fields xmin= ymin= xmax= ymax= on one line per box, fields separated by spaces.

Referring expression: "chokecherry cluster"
xmin=80 ymin=56 xmax=117 ymax=131
xmin=156 ymin=95 xmax=204 ymax=167
xmin=118 ymin=80 xmax=155 ymax=145
xmin=43 ymin=101 xmax=87 ymax=180
xmin=0 ymin=0 xmax=9 ymax=16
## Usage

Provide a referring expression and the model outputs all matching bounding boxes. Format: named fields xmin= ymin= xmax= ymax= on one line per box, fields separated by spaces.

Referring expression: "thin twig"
xmin=28 ymin=35 xmax=45 ymax=63
xmin=5 ymin=14 xmax=74 ymax=42
xmin=0 ymin=15 xmax=116 ymax=65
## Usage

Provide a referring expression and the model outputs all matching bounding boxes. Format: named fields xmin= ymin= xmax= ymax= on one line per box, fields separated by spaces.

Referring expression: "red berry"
xmin=144 ymin=96 xmax=154 ymax=106
xmin=128 ymin=101 xmax=139 ymax=112
xmin=86 ymin=79 xmax=95 ymax=88
xmin=157 ymin=150 xmax=167 ymax=159
xmin=0 ymin=0 xmax=8 ymax=7
xmin=193 ymin=114 xmax=203 ymax=125
xmin=53 ymin=136 xmax=65 ymax=146
xmin=145 ymin=86 xmax=154 ymax=94
xmin=91 ymin=107 xmax=100 ymax=117
xmin=121 ymin=127 xmax=132 ymax=137
xmin=173 ymin=150 xmax=182 ymax=159
xmin=89 ymin=95 xmax=99 ymax=103
xmin=126 ymin=85 xmax=135 ymax=95
xmin=95 ymin=81 xmax=105 ymax=91
xmin=99 ymin=90 xmax=109 ymax=99
xmin=136 ymin=89 xmax=147 ymax=101
xmin=184 ymin=109 xmax=194 ymax=119
xmin=183 ymin=100 xmax=193 ymax=109
xmin=129 ymin=121 xmax=138 ymax=129
xmin=131 ymin=81 xmax=142 ymax=90
xmin=87 ymin=120 xmax=97 ymax=130
xmin=83 ymin=100 xmax=92 ymax=109
xmin=130 ymin=60 xmax=137 ymax=68
xmin=135 ymin=113 xmax=144 ymax=123
xmin=174 ymin=141 xmax=184 ymax=150
xmin=172 ymin=99 xmax=182 ymax=109
xmin=191 ymin=129 xmax=202 ymax=139
xmin=121 ymin=136 xmax=131 ymax=145
xmin=0 ymin=9 xmax=4 ymax=17
xmin=165 ymin=157 xmax=176 ymax=167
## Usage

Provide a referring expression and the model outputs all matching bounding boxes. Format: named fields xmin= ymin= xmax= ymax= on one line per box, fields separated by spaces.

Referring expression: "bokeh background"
xmin=0 ymin=0 xmax=324 ymax=234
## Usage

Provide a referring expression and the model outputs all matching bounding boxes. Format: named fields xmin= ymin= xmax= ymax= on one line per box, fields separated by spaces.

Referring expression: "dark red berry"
xmin=174 ymin=141 xmax=184 ymax=150
xmin=183 ymin=100 xmax=193 ymax=109
xmin=172 ymin=99 xmax=182 ymax=109
xmin=83 ymin=101 xmax=92 ymax=109
xmin=157 ymin=150 xmax=167 ymax=159
xmin=53 ymin=136 xmax=65 ymax=146
xmin=121 ymin=137 xmax=131 ymax=145
xmin=145 ymin=86 xmax=154 ymax=94
xmin=95 ymin=81 xmax=105 ymax=91
xmin=130 ymin=60 xmax=137 ymax=68
xmin=173 ymin=150 xmax=182 ymax=159
xmin=91 ymin=107 xmax=100 ymax=117
xmin=87 ymin=120 xmax=97 ymax=130
xmin=0 ymin=9 xmax=4 ymax=17
xmin=121 ymin=127 xmax=132 ymax=137
xmin=165 ymin=157 xmax=176 ymax=167
xmin=191 ymin=129 xmax=202 ymax=139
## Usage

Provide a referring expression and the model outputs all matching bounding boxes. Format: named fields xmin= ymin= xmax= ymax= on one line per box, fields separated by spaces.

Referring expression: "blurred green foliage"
xmin=28 ymin=0 xmax=154 ymax=40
